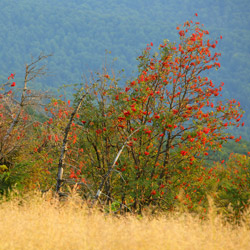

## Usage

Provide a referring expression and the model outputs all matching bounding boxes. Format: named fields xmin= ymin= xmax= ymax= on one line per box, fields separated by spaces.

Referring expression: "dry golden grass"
xmin=0 ymin=191 xmax=250 ymax=250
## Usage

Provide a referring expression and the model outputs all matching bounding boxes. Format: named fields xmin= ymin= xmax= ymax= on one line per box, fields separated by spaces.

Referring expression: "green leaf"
xmin=0 ymin=165 xmax=8 ymax=171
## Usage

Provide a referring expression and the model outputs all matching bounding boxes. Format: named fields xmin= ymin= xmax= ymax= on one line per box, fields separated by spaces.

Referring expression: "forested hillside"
xmin=0 ymin=0 xmax=249 ymax=137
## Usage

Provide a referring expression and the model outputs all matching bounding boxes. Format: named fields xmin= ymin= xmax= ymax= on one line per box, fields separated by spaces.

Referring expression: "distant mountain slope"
xmin=0 ymin=0 xmax=249 ymax=138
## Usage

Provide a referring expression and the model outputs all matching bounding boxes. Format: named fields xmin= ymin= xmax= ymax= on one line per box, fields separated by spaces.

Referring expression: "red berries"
xmin=203 ymin=128 xmax=210 ymax=134
xmin=179 ymin=30 xmax=185 ymax=37
xmin=180 ymin=151 xmax=188 ymax=156
xmin=151 ymin=190 xmax=156 ymax=195
xmin=8 ymin=73 xmax=14 ymax=80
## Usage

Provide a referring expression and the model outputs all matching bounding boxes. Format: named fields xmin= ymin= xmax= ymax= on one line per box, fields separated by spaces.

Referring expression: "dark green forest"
xmin=0 ymin=0 xmax=249 ymax=138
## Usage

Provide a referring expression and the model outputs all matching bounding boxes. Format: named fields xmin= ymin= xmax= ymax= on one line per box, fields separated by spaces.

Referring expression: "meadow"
xmin=0 ymin=192 xmax=249 ymax=250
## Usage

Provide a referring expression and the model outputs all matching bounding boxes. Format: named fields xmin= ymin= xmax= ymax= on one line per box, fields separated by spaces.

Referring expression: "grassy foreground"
xmin=0 ymin=192 xmax=250 ymax=250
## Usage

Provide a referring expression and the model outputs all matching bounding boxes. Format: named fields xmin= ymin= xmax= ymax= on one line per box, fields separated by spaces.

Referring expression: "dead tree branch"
xmin=91 ymin=127 xmax=141 ymax=207
xmin=0 ymin=54 xmax=52 ymax=163
xmin=56 ymin=92 xmax=87 ymax=194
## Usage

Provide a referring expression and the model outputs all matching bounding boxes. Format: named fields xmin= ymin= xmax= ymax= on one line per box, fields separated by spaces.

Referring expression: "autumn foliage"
xmin=0 ymin=16 xmax=249 ymax=218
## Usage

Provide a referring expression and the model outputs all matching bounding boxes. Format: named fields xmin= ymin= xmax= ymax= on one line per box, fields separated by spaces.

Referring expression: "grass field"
xmin=0 ymin=192 xmax=249 ymax=250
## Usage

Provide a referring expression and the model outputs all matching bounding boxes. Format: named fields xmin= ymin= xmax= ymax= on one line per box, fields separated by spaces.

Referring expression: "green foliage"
xmin=0 ymin=163 xmax=28 ymax=195
xmin=215 ymin=153 xmax=250 ymax=219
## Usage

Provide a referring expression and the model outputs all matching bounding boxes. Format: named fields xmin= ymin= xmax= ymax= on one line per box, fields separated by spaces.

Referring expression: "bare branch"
xmin=0 ymin=54 xmax=52 ymax=163
xmin=56 ymin=92 xmax=87 ymax=194
xmin=91 ymin=127 xmax=141 ymax=206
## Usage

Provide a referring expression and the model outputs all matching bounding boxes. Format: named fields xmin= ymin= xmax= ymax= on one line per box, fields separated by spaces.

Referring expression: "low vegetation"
xmin=0 ymin=192 xmax=250 ymax=250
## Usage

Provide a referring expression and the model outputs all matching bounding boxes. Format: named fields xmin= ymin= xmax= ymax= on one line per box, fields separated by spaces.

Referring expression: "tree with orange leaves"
xmin=22 ymin=16 xmax=245 ymax=213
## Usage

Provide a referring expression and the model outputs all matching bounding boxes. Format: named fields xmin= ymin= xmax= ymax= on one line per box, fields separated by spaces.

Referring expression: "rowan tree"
xmin=30 ymin=16 xmax=245 ymax=213
xmin=70 ymin=15 xmax=244 ymax=212
xmin=77 ymin=15 xmax=244 ymax=212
